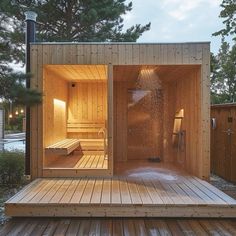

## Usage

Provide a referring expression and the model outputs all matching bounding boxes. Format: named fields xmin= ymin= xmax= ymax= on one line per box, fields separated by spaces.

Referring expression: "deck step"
xmin=5 ymin=177 xmax=236 ymax=218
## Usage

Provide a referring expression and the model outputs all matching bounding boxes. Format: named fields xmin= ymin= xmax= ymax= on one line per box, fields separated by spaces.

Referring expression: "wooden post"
xmin=108 ymin=63 xmax=113 ymax=175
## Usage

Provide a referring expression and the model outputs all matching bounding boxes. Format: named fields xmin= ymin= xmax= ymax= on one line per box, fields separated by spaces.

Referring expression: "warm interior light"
xmin=9 ymin=114 xmax=13 ymax=118
xmin=172 ymin=109 xmax=184 ymax=146
xmin=15 ymin=110 xmax=19 ymax=115
xmin=53 ymin=98 xmax=66 ymax=108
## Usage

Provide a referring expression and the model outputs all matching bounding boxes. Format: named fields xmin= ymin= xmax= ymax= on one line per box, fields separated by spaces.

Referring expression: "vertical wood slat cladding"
xmin=43 ymin=69 xmax=68 ymax=147
xmin=30 ymin=43 xmax=210 ymax=179
xmin=164 ymin=68 xmax=201 ymax=176
xmin=68 ymin=82 xmax=107 ymax=122
xmin=211 ymin=105 xmax=236 ymax=183
xmin=67 ymin=82 xmax=107 ymax=139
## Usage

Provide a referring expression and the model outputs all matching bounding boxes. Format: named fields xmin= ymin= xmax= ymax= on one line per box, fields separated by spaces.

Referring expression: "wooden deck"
xmin=5 ymin=174 xmax=236 ymax=217
xmin=1 ymin=218 xmax=236 ymax=236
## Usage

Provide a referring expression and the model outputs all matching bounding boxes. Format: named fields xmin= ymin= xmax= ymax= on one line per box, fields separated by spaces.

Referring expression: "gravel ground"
xmin=0 ymin=183 xmax=28 ymax=227
xmin=210 ymin=174 xmax=236 ymax=199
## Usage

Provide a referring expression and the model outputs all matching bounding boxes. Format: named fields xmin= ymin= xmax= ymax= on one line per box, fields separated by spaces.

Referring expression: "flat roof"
xmin=30 ymin=41 xmax=211 ymax=45
xmin=211 ymin=103 xmax=236 ymax=108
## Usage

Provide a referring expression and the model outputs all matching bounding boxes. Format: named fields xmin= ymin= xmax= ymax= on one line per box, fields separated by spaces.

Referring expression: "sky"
xmin=123 ymin=0 xmax=226 ymax=53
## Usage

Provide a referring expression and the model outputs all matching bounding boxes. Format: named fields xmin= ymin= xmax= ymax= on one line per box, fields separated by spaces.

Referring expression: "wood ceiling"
xmin=44 ymin=64 xmax=200 ymax=83
xmin=114 ymin=65 xmax=201 ymax=82
xmin=44 ymin=65 xmax=107 ymax=82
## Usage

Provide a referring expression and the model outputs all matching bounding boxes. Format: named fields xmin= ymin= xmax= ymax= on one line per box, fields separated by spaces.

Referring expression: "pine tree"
xmin=0 ymin=0 xmax=151 ymax=63
xmin=0 ymin=14 xmax=41 ymax=105
xmin=213 ymin=0 xmax=236 ymax=40
xmin=211 ymin=39 xmax=236 ymax=104
xmin=0 ymin=0 xmax=150 ymax=105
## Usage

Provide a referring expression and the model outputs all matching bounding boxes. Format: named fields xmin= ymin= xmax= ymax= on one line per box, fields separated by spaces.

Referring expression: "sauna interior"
xmin=42 ymin=64 xmax=202 ymax=177
xmin=113 ymin=65 xmax=202 ymax=177
xmin=43 ymin=65 xmax=109 ymax=171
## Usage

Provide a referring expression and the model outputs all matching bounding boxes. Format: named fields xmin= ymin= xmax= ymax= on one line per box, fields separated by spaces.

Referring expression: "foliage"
xmin=0 ymin=151 xmax=25 ymax=184
xmin=211 ymin=0 xmax=236 ymax=104
xmin=213 ymin=0 xmax=236 ymax=40
xmin=0 ymin=20 xmax=41 ymax=105
xmin=211 ymin=39 xmax=236 ymax=104
xmin=0 ymin=71 xmax=42 ymax=106
xmin=0 ymin=0 xmax=149 ymax=105
xmin=0 ymin=0 xmax=151 ymax=63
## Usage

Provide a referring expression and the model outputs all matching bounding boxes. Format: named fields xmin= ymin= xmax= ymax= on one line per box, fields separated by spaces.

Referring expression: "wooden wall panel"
xmin=43 ymin=70 xmax=68 ymax=147
xmin=163 ymin=68 xmax=201 ymax=176
xmin=68 ymin=82 xmax=107 ymax=122
xmin=67 ymin=81 xmax=107 ymax=139
xmin=33 ymin=42 xmax=208 ymax=66
xmin=211 ymin=105 xmax=236 ymax=183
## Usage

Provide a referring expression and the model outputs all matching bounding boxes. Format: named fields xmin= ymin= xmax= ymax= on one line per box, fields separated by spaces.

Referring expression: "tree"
xmin=0 ymin=18 xmax=41 ymax=106
xmin=213 ymin=0 xmax=236 ymax=40
xmin=0 ymin=1 xmax=150 ymax=105
xmin=211 ymin=0 xmax=236 ymax=104
xmin=0 ymin=0 xmax=151 ymax=64
xmin=211 ymin=39 xmax=236 ymax=104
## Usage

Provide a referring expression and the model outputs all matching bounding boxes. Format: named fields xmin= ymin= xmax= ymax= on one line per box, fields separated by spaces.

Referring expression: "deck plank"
xmin=127 ymin=179 xmax=142 ymax=205
xmin=136 ymin=179 xmax=153 ymax=205
xmin=143 ymin=179 xmax=163 ymax=205
xmin=119 ymin=178 xmax=132 ymax=205
xmin=151 ymin=180 xmax=173 ymax=205
xmin=176 ymin=182 xmax=205 ymax=204
xmin=19 ymin=179 xmax=53 ymax=203
xmin=50 ymin=179 xmax=73 ymax=203
xmin=40 ymin=179 xmax=65 ymax=203
xmin=6 ymin=179 xmax=42 ymax=203
xmin=90 ymin=179 xmax=103 ymax=204
xmin=193 ymin=177 xmax=236 ymax=204
xmin=187 ymin=177 xmax=227 ymax=204
xmin=29 ymin=179 xmax=57 ymax=203
xmin=160 ymin=182 xmax=184 ymax=205
xmin=181 ymin=176 xmax=215 ymax=204
xmin=60 ymin=179 xmax=80 ymax=203
xmin=80 ymin=179 xmax=95 ymax=204
xmin=70 ymin=178 xmax=88 ymax=203
xmin=111 ymin=177 xmax=121 ymax=205
xmin=65 ymin=219 xmax=81 ymax=236
xmin=1 ymin=218 xmax=236 ymax=235
xmin=101 ymin=178 xmax=111 ymax=204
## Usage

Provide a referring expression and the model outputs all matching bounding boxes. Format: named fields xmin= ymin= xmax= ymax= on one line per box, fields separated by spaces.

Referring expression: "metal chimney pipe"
xmin=24 ymin=11 xmax=37 ymax=176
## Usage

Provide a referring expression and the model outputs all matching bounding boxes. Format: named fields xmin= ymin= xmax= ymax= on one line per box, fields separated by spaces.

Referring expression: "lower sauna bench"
xmin=45 ymin=139 xmax=80 ymax=155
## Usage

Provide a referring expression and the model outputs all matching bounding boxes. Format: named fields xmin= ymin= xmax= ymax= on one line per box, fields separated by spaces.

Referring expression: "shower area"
xmin=113 ymin=65 xmax=201 ymax=175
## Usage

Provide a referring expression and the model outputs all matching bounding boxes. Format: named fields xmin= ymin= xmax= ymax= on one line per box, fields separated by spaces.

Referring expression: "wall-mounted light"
xmin=53 ymin=99 xmax=66 ymax=112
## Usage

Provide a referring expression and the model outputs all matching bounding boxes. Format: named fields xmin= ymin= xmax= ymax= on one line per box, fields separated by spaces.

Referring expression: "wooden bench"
xmin=45 ymin=139 xmax=80 ymax=155
xmin=67 ymin=121 xmax=105 ymax=133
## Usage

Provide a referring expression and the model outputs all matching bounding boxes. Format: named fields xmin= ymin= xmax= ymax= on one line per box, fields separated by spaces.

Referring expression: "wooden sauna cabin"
xmin=29 ymin=42 xmax=210 ymax=180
